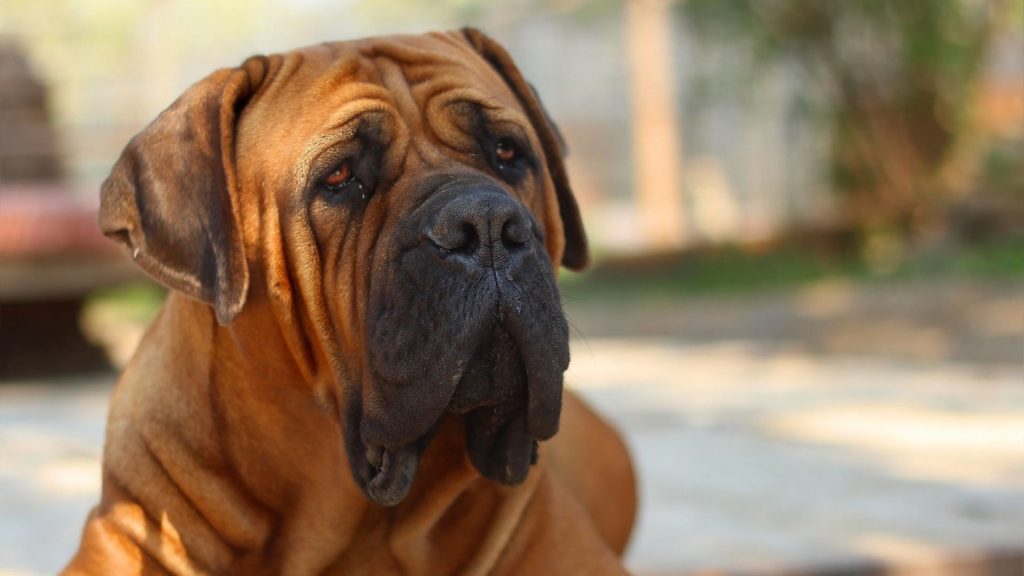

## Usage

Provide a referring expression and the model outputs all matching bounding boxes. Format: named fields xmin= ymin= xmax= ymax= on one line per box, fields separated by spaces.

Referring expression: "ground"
xmin=1 ymin=277 xmax=1021 ymax=575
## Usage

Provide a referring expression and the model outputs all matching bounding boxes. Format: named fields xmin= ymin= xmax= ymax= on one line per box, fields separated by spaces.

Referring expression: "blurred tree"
xmin=627 ymin=0 xmax=688 ymax=249
xmin=681 ymin=0 xmax=1022 ymax=246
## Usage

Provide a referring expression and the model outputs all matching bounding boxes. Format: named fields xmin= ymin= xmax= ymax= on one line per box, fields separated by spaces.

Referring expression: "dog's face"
xmin=99 ymin=30 xmax=588 ymax=506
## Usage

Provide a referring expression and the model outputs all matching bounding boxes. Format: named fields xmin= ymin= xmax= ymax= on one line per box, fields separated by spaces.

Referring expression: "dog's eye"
xmin=324 ymin=161 xmax=354 ymax=188
xmin=495 ymin=139 xmax=518 ymax=165
xmin=321 ymin=160 xmax=366 ymax=200
xmin=488 ymin=136 xmax=531 ymax=184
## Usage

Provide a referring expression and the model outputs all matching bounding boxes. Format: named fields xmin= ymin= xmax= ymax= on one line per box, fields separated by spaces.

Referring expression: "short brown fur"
xmin=66 ymin=30 xmax=635 ymax=575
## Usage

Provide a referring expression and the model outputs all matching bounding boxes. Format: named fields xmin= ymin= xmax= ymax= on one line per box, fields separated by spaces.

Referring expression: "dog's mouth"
xmin=351 ymin=317 xmax=563 ymax=507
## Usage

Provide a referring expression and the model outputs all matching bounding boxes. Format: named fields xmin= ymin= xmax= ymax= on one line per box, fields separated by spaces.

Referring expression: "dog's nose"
xmin=425 ymin=190 xmax=532 ymax=269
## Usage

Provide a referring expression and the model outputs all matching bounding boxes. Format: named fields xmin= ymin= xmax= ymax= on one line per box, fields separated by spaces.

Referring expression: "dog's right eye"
xmin=324 ymin=162 xmax=352 ymax=187
xmin=320 ymin=160 xmax=366 ymax=201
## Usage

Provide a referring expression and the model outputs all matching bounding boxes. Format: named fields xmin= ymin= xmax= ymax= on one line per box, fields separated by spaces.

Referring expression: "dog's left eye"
xmin=321 ymin=160 xmax=366 ymax=199
xmin=493 ymin=138 xmax=530 ymax=180
xmin=495 ymin=139 xmax=518 ymax=165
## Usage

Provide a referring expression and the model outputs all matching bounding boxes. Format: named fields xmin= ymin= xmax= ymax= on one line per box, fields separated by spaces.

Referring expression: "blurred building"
xmin=0 ymin=37 xmax=64 ymax=183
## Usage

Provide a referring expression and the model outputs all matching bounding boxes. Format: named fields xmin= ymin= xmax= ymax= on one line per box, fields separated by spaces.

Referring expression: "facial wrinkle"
xmin=374 ymin=56 xmax=452 ymax=168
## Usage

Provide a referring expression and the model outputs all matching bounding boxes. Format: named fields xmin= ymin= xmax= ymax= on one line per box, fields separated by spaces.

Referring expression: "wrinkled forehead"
xmin=238 ymin=32 xmax=528 ymax=153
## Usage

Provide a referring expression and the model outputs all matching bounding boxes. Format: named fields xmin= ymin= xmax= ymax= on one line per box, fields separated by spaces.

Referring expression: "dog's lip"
xmin=443 ymin=321 xmax=520 ymax=415
xmin=466 ymin=408 xmax=539 ymax=485
xmin=363 ymin=441 xmax=421 ymax=507
xmin=366 ymin=443 xmax=386 ymax=469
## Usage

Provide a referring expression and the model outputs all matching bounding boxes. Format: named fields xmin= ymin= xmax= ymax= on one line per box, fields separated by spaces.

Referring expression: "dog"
xmin=64 ymin=29 xmax=635 ymax=575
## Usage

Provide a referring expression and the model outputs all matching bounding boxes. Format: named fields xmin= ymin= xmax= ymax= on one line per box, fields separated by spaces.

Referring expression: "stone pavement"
xmin=2 ymin=336 xmax=1022 ymax=575
xmin=568 ymin=339 xmax=1024 ymax=575
xmin=0 ymin=378 xmax=107 ymax=576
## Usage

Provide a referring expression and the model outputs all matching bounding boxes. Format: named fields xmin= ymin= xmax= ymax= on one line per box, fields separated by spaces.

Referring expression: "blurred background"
xmin=0 ymin=1 xmax=1022 ymax=575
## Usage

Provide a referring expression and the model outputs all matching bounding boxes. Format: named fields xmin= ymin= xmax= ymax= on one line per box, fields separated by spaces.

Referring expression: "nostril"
xmin=501 ymin=218 xmax=529 ymax=251
xmin=422 ymin=190 xmax=532 ymax=265
xmin=426 ymin=216 xmax=481 ymax=256
xmin=459 ymin=222 xmax=480 ymax=255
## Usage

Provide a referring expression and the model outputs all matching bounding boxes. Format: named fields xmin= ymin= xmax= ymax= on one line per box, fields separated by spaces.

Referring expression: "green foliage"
xmin=679 ymin=0 xmax=1017 ymax=238
xmin=561 ymin=246 xmax=857 ymax=301
xmin=85 ymin=283 xmax=166 ymax=325
xmin=981 ymin=137 xmax=1024 ymax=196
xmin=561 ymin=233 xmax=1024 ymax=302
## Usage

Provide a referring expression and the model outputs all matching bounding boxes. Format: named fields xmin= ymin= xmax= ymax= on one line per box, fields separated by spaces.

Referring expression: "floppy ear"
xmin=99 ymin=56 xmax=272 ymax=324
xmin=462 ymin=27 xmax=590 ymax=271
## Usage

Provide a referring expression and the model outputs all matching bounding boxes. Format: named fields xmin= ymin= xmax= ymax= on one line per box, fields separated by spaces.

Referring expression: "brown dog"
xmin=64 ymin=29 xmax=636 ymax=575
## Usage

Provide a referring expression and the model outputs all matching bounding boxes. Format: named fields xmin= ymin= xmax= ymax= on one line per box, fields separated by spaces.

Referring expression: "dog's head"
xmin=99 ymin=29 xmax=588 ymax=506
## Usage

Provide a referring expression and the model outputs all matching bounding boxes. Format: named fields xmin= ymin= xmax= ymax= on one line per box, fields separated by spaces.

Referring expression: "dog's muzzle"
xmin=346 ymin=178 xmax=569 ymax=506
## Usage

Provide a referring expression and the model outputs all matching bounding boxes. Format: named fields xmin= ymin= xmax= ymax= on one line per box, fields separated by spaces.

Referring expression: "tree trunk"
xmin=625 ymin=0 xmax=687 ymax=249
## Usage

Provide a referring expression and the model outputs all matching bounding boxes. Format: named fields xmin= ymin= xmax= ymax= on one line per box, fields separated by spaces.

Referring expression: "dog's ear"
xmin=461 ymin=27 xmax=590 ymax=271
xmin=99 ymin=56 xmax=272 ymax=324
